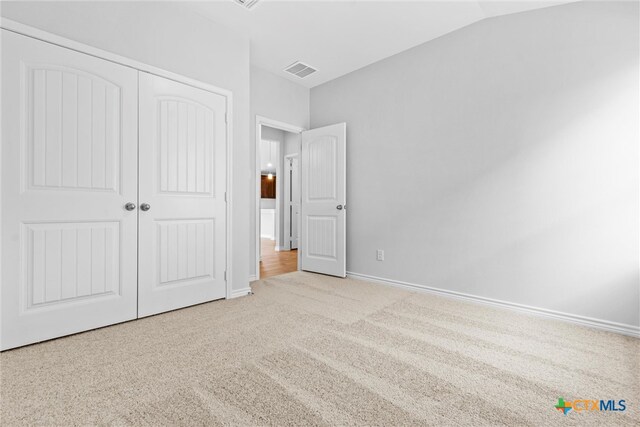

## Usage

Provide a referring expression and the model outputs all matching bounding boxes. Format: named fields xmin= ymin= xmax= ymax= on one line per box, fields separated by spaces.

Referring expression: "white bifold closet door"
xmin=0 ymin=30 xmax=139 ymax=350
xmin=137 ymin=72 xmax=227 ymax=317
xmin=1 ymin=31 xmax=228 ymax=350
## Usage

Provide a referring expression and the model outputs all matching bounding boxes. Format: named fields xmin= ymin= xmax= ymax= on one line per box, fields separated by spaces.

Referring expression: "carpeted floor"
xmin=1 ymin=272 xmax=638 ymax=426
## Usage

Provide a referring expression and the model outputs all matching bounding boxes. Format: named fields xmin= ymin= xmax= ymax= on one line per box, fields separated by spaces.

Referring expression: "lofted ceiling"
xmin=190 ymin=0 xmax=579 ymax=88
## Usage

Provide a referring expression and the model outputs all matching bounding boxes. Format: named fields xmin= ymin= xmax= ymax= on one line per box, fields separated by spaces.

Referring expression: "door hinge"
xmin=224 ymin=271 xmax=227 ymax=281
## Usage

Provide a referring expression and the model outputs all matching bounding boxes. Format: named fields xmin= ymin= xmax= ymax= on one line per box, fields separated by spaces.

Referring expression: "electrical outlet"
xmin=376 ymin=249 xmax=384 ymax=261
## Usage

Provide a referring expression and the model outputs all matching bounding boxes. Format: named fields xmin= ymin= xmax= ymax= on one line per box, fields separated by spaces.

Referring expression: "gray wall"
xmin=310 ymin=1 xmax=639 ymax=327
xmin=1 ymin=1 xmax=252 ymax=292
xmin=250 ymin=66 xmax=309 ymax=276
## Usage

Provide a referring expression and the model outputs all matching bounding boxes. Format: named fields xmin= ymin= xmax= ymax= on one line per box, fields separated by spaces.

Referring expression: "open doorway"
xmin=255 ymin=117 xmax=347 ymax=280
xmin=256 ymin=117 xmax=304 ymax=280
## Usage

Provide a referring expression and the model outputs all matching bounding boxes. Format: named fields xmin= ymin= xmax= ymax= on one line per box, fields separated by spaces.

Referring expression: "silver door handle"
xmin=336 ymin=205 xmax=343 ymax=210
xmin=125 ymin=202 xmax=136 ymax=211
xmin=140 ymin=203 xmax=151 ymax=211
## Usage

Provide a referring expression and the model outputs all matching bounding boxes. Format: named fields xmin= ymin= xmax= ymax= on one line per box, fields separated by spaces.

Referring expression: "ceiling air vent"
xmin=233 ymin=0 xmax=261 ymax=10
xmin=284 ymin=62 xmax=317 ymax=79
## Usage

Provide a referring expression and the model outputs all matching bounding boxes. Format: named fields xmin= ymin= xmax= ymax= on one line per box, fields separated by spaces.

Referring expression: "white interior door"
xmin=300 ymin=123 xmax=346 ymax=277
xmin=138 ymin=72 xmax=227 ymax=317
xmin=0 ymin=31 xmax=139 ymax=350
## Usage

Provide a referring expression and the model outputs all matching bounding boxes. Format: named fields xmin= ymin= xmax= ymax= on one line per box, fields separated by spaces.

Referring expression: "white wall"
xmin=1 ymin=1 xmax=252 ymax=292
xmin=261 ymin=126 xmax=285 ymax=147
xmin=310 ymin=1 xmax=639 ymax=328
xmin=284 ymin=132 xmax=300 ymax=157
xmin=260 ymin=209 xmax=275 ymax=240
xmin=250 ymin=66 xmax=309 ymax=276
xmin=260 ymin=199 xmax=275 ymax=209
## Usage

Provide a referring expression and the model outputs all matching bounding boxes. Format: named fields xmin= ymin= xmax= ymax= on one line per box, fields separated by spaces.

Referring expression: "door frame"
xmin=254 ymin=116 xmax=304 ymax=281
xmin=0 ymin=18 xmax=235 ymax=299
xmin=283 ymin=153 xmax=299 ymax=252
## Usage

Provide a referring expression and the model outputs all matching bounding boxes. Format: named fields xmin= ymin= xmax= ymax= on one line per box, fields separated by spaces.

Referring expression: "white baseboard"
xmin=248 ymin=275 xmax=258 ymax=282
xmin=346 ymin=271 xmax=640 ymax=338
xmin=274 ymin=246 xmax=288 ymax=252
xmin=229 ymin=287 xmax=252 ymax=299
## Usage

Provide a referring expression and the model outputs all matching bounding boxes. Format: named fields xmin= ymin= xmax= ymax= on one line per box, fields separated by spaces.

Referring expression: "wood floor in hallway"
xmin=260 ymin=238 xmax=298 ymax=279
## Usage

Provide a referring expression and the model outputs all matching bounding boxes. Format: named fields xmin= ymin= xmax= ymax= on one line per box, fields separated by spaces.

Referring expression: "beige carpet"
xmin=1 ymin=272 xmax=638 ymax=426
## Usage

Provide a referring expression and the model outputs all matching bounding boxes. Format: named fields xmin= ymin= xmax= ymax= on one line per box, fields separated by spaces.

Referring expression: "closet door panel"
xmin=138 ymin=72 xmax=227 ymax=317
xmin=0 ymin=30 xmax=139 ymax=350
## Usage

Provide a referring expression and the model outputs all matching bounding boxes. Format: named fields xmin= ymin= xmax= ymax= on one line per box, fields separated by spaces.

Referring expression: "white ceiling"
xmin=190 ymin=0 xmax=578 ymax=88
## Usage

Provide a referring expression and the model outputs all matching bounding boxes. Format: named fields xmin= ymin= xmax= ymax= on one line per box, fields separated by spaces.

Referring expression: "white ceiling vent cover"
xmin=233 ymin=0 xmax=261 ymax=10
xmin=284 ymin=62 xmax=317 ymax=79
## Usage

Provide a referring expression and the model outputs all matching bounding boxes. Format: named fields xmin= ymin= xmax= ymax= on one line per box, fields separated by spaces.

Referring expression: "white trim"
xmin=0 ymin=28 xmax=4 ymax=349
xmin=255 ymin=115 xmax=305 ymax=281
xmin=224 ymin=96 xmax=234 ymax=300
xmin=347 ymin=272 xmax=640 ymax=338
xmin=275 ymin=139 xmax=282 ymax=250
xmin=248 ymin=275 xmax=258 ymax=283
xmin=283 ymin=153 xmax=299 ymax=252
xmin=230 ymin=288 xmax=252 ymax=299
xmin=257 ymin=116 xmax=306 ymax=135
xmin=0 ymin=18 xmax=235 ymax=300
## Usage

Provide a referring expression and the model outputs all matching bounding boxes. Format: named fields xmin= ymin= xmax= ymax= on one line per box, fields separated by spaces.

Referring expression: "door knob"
xmin=336 ymin=205 xmax=343 ymax=210
xmin=125 ymin=202 xmax=136 ymax=211
xmin=140 ymin=203 xmax=151 ymax=212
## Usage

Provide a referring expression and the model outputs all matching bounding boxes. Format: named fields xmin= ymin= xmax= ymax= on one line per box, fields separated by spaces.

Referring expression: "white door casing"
xmin=254 ymin=117 xmax=305 ymax=280
xmin=300 ymin=123 xmax=346 ymax=277
xmin=137 ymin=72 xmax=227 ymax=317
xmin=292 ymin=157 xmax=300 ymax=250
xmin=0 ymin=30 xmax=139 ymax=350
xmin=284 ymin=156 xmax=300 ymax=250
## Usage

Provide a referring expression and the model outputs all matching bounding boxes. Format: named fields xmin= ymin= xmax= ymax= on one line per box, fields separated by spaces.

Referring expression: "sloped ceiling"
xmin=190 ymin=0 xmax=579 ymax=88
